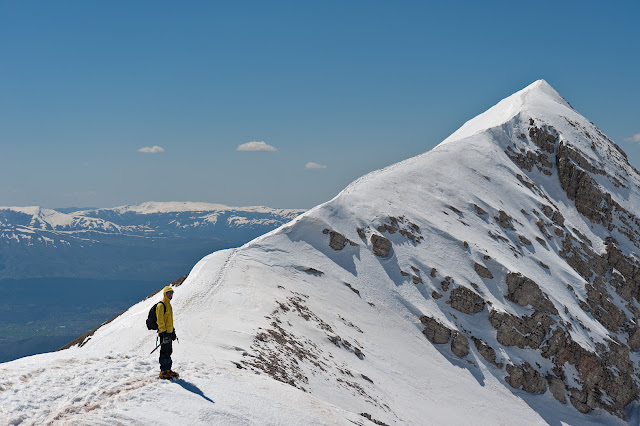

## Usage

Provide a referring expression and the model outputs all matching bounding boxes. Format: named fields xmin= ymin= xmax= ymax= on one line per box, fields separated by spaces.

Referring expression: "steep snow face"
xmin=3 ymin=81 xmax=640 ymax=425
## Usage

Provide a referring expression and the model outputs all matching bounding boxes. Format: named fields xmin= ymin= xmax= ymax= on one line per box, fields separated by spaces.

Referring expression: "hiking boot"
xmin=167 ymin=370 xmax=179 ymax=378
xmin=159 ymin=370 xmax=173 ymax=380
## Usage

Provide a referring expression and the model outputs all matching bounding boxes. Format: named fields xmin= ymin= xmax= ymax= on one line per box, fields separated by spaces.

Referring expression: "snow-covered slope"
xmin=3 ymin=80 xmax=640 ymax=425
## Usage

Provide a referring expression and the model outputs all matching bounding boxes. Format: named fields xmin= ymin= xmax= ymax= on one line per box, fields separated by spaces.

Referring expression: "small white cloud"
xmin=305 ymin=162 xmax=327 ymax=169
xmin=138 ymin=146 xmax=165 ymax=154
xmin=624 ymin=133 xmax=640 ymax=143
xmin=236 ymin=141 xmax=278 ymax=152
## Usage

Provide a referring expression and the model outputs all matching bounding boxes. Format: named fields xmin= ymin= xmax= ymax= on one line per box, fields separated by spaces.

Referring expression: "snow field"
xmin=0 ymin=351 xmax=363 ymax=426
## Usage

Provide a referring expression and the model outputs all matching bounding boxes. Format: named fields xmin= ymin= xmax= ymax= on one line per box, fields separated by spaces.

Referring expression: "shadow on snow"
xmin=172 ymin=379 xmax=215 ymax=404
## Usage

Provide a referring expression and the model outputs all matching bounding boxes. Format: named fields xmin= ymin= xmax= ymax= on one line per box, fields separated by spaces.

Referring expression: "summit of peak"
xmin=516 ymin=79 xmax=568 ymax=106
xmin=523 ymin=79 xmax=553 ymax=91
xmin=438 ymin=80 xmax=571 ymax=147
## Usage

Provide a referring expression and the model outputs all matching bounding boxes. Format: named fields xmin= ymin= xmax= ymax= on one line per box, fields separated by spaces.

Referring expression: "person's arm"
xmin=156 ymin=303 xmax=167 ymax=334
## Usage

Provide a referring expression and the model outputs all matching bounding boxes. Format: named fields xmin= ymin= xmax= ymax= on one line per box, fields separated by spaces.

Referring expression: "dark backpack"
xmin=146 ymin=301 xmax=166 ymax=330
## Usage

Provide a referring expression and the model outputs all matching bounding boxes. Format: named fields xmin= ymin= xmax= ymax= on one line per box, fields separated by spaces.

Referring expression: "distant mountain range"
xmin=0 ymin=202 xmax=304 ymax=280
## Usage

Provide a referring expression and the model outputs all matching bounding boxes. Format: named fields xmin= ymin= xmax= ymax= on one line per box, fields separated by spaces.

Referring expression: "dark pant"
xmin=159 ymin=340 xmax=173 ymax=371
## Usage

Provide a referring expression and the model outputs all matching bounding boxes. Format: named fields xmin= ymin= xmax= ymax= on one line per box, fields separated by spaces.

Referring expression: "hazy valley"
xmin=0 ymin=203 xmax=303 ymax=362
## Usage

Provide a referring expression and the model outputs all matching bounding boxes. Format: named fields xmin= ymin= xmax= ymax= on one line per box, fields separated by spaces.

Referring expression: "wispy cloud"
xmin=236 ymin=141 xmax=278 ymax=152
xmin=305 ymin=162 xmax=327 ymax=169
xmin=138 ymin=146 xmax=165 ymax=154
xmin=624 ymin=133 xmax=640 ymax=143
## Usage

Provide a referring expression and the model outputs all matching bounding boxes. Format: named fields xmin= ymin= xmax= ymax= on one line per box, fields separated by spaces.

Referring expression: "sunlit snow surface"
xmin=1 ymin=81 xmax=637 ymax=425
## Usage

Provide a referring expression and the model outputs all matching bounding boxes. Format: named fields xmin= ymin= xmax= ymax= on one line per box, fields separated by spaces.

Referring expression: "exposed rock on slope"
xmin=271 ymin=79 xmax=640 ymax=420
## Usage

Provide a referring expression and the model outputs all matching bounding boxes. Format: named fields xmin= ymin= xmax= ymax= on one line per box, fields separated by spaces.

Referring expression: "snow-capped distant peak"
xmin=109 ymin=201 xmax=235 ymax=214
xmin=0 ymin=206 xmax=77 ymax=228
xmin=105 ymin=201 xmax=303 ymax=215
xmin=439 ymin=79 xmax=571 ymax=147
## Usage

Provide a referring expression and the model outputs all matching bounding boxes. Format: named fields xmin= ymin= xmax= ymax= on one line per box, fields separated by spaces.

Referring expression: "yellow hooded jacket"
xmin=156 ymin=286 xmax=174 ymax=334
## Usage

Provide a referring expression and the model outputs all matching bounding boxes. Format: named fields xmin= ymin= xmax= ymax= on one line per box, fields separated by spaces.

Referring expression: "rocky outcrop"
xmin=547 ymin=376 xmax=566 ymax=403
xmin=628 ymin=327 xmax=640 ymax=351
xmin=605 ymin=241 xmax=640 ymax=302
xmin=420 ymin=316 xmax=451 ymax=344
xmin=489 ymin=309 xmax=553 ymax=350
xmin=518 ymin=235 xmax=532 ymax=245
xmin=323 ymin=229 xmax=357 ymax=250
xmin=357 ymin=217 xmax=423 ymax=258
xmin=473 ymin=204 xmax=488 ymax=216
xmin=528 ymin=121 xmax=558 ymax=153
xmin=557 ymin=143 xmax=614 ymax=227
xmin=370 ymin=234 xmax=391 ymax=258
xmin=505 ymin=147 xmax=553 ymax=176
xmin=541 ymin=328 xmax=638 ymax=417
xmin=584 ymin=283 xmax=627 ymax=333
xmin=449 ymin=286 xmax=485 ymax=314
xmin=327 ymin=230 xmax=346 ymax=250
xmin=505 ymin=362 xmax=547 ymax=394
xmin=494 ymin=210 xmax=515 ymax=230
xmin=555 ymin=141 xmax=640 ymax=247
xmin=558 ymin=232 xmax=607 ymax=284
xmin=440 ymin=276 xmax=452 ymax=292
xmin=473 ymin=262 xmax=493 ymax=279
xmin=376 ymin=216 xmax=424 ymax=243
xmin=504 ymin=273 xmax=558 ymax=315
xmin=451 ymin=331 xmax=469 ymax=357
xmin=471 ymin=337 xmax=499 ymax=367
xmin=541 ymin=204 xmax=565 ymax=226
xmin=484 ymin=301 xmax=639 ymax=417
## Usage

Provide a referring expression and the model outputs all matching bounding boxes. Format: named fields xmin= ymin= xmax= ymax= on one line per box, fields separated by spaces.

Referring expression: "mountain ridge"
xmin=2 ymin=81 xmax=640 ymax=424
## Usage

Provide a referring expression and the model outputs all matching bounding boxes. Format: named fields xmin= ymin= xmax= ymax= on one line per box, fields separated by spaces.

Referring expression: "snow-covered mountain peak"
xmin=440 ymin=79 xmax=571 ymax=147
xmin=0 ymin=205 xmax=78 ymax=229
xmin=4 ymin=82 xmax=640 ymax=425
xmin=524 ymin=79 xmax=567 ymax=103
xmin=222 ymin=80 xmax=640 ymax=422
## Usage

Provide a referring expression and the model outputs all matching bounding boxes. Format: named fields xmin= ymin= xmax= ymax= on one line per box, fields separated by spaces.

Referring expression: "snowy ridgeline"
xmin=3 ymin=80 xmax=640 ymax=425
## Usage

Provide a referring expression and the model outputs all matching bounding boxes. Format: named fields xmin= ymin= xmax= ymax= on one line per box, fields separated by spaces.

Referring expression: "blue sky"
xmin=1 ymin=1 xmax=638 ymax=209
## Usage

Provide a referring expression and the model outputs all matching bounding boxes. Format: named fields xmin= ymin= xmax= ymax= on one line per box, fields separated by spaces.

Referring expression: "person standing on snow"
xmin=157 ymin=286 xmax=178 ymax=379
